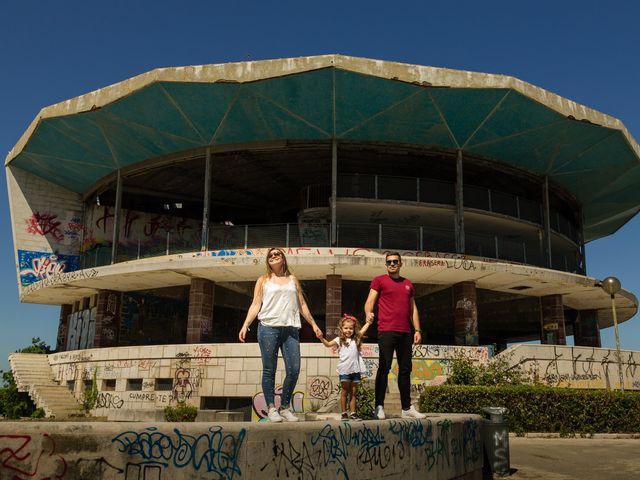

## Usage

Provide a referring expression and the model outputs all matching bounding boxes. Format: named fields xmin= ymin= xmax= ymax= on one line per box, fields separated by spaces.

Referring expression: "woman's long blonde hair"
xmin=262 ymin=247 xmax=292 ymax=279
xmin=338 ymin=314 xmax=364 ymax=349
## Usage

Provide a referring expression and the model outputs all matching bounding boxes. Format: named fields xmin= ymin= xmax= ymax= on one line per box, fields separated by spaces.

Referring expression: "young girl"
xmin=320 ymin=314 xmax=372 ymax=420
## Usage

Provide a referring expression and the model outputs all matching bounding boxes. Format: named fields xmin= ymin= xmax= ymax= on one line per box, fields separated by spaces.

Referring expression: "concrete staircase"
xmin=8 ymin=353 xmax=81 ymax=418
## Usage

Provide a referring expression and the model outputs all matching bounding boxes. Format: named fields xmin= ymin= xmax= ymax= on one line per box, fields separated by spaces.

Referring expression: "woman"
xmin=239 ymin=247 xmax=322 ymax=422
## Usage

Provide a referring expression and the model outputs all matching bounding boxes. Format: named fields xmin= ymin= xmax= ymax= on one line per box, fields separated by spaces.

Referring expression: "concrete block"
xmin=215 ymin=411 xmax=244 ymax=422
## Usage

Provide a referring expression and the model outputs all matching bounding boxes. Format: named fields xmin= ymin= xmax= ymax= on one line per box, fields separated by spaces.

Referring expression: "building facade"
xmin=6 ymin=55 xmax=640 ymax=416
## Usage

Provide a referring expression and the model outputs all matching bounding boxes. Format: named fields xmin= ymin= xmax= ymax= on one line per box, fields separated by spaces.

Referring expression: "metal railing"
xmin=302 ymin=174 xmax=580 ymax=243
xmin=80 ymin=222 xmax=582 ymax=273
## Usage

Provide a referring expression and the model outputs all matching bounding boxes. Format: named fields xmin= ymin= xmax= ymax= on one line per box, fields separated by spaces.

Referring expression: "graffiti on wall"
xmin=509 ymin=345 xmax=640 ymax=390
xmin=24 ymin=210 xmax=83 ymax=247
xmin=83 ymin=205 xmax=201 ymax=254
xmin=0 ymin=419 xmax=481 ymax=480
xmin=18 ymin=250 xmax=80 ymax=286
xmin=388 ymin=359 xmax=449 ymax=394
xmin=21 ymin=268 xmax=99 ymax=296
xmin=110 ymin=426 xmax=246 ymax=479
xmin=252 ymin=386 xmax=305 ymax=421
xmin=260 ymin=418 xmax=481 ymax=478
xmin=0 ymin=433 xmax=67 ymax=479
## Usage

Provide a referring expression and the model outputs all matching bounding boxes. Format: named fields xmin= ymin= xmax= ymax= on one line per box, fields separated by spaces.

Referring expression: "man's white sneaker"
xmin=279 ymin=408 xmax=299 ymax=422
xmin=267 ymin=407 xmax=283 ymax=422
xmin=401 ymin=405 xmax=427 ymax=419
xmin=375 ymin=405 xmax=386 ymax=420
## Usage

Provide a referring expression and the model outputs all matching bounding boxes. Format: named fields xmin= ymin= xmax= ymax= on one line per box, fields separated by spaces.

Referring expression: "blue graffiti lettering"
xmin=111 ymin=426 xmax=246 ymax=479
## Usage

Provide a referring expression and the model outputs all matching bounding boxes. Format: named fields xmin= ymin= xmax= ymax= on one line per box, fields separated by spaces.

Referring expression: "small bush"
xmin=419 ymin=384 xmax=640 ymax=434
xmin=81 ymin=369 xmax=98 ymax=414
xmin=356 ymin=380 xmax=375 ymax=419
xmin=164 ymin=402 xmax=198 ymax=422
xmin=30 ymin=407 xmax=46 ymax=419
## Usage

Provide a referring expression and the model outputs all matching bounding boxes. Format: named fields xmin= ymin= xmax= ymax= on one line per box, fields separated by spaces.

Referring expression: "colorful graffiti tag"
xmin=252 ymin=386 xmax=305 ymax=421
xmin=18 ymin=250 xmax=80 ymax=286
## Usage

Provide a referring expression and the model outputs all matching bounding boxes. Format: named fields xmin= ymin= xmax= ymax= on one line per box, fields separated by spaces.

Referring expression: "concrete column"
xmin=56 ymin=304 xmax=73 ymax=351
xmin=453 ymin=281 xmax=478 ymax=345
xmin=93 ymin=291 xmax=121 ymax=348
xmin=187 ymin=278 xmax=215 ymax=343
xmin=574 ymin=309 xmax=601 ymax=347
xmin=325 ymin=274 xmax=342 ymax=339
xmin=540 ymin=294 xmax=566 ymax=345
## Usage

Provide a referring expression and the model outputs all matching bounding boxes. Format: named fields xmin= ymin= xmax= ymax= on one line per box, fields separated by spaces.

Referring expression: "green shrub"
xmin=80 ymin=369 xmax=98 ymax=414
xmin=419 ymin=384 xmax=640 ymax=434
xmin=356 ymin=380 xmax=375 ymax=419
xmin=30 ymin=407 xmax=46 ymax=419
xmin=164 ymin=402 xmax=198 ymax=422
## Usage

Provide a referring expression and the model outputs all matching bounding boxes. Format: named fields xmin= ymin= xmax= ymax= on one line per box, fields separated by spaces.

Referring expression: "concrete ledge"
xmin=107 ymin=409 xmax=165 ymax=422
xmin=0 ymin=414 xmax=483 ymax=479
xmin=196 ymin=410 xmax=244 ymax=422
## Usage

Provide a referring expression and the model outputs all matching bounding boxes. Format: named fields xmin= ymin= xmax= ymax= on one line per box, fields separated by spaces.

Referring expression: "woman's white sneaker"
xmin=401 ymin=405 xmax=427 ymax=419
xmin=279 ymin=408 xmax=299 ymax=422
xmin=267 ymin=407 xmax=283 ymax=422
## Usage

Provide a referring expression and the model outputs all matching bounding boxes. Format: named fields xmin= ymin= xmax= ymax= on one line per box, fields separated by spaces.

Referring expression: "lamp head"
xmin=600 ymin=276 xmax=622 ymax=296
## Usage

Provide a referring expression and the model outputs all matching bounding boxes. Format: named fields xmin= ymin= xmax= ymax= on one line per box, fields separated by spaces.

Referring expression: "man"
xmin=364 ymin=251 xmax=426 ymax=420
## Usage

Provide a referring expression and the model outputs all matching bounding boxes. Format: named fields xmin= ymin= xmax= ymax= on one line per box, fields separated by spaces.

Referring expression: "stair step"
xmin=10 ymin=353 xmax=82 ymax=418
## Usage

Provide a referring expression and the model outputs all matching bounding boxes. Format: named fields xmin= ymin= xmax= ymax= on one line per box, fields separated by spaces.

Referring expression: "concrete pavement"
xmin=505 ymin=436 xmax=640 ymax=479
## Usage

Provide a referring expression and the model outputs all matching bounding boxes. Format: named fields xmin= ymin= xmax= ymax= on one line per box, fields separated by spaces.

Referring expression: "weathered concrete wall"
xmin=6 ymin=166 xmax=83 ymax=291
xmin=46 ymin=344 xmax=490 ymax=420
xmin=501 ymin=344 xmax=640 ymax=390
xmin=0 ymin=416 xmax=483 ymax=480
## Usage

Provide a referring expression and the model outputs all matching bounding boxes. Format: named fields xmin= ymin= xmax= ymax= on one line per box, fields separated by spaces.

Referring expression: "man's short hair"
xmin=385 ymin=251 xmax=402 ymax=262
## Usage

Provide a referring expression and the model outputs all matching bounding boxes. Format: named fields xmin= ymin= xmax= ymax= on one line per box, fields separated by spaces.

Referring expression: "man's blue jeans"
xmin=257 ymin=324 xmax=300 ymax=409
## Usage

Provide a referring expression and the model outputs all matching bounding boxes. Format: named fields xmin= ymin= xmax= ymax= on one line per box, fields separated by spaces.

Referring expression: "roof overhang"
xmin=6 ymin=54 xmax=640 ymax=241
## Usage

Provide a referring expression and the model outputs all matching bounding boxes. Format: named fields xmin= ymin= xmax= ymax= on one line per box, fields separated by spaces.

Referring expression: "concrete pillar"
xmin=56 ymin=304 xmax=73 ymax=351
xmin=325 ymin=274 xmax=342 ymax=339
xmin=574 ymin=309 xmax=601 ymax=347
xmin=453 ymin=281 xmax=478 ymax=345
xmin=540 ymin=294 xmax=566 ymax=345
xmin=187 ymin=278 xmax=215 ymax=343
xmin=93 ymin=291 xmax=121 ymax=348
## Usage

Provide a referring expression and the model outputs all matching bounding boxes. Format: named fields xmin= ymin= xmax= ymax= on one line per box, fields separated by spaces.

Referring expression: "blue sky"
xmin=1 ymin=1 xmax=639 ymax=370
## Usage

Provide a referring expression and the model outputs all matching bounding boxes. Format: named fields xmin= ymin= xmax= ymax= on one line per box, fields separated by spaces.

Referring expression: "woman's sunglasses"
xmin=268 ymin=251 xmax=283 ymax=258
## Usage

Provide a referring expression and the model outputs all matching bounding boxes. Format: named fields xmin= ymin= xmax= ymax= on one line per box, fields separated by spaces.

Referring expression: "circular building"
xmin=6 ymin=55 xmax=640 ymax=416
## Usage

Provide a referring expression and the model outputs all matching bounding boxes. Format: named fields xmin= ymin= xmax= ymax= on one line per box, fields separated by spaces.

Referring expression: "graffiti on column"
xmin=455 ymin=297 xmax=478 ymax=345
xmin=100 ymin=293 xmax=121 ymax=346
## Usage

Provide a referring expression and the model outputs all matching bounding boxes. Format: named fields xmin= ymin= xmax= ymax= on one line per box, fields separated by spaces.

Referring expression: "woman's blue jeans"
xmin=257 ymin=324 xmax=300 ymax=409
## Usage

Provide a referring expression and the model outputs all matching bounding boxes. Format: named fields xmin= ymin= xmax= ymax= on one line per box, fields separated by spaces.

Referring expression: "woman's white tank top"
xmin=257 ymin=277 xmax=301 ymax=328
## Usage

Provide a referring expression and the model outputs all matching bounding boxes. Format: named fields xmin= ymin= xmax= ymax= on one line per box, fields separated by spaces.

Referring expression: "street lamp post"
xmin=599 ymin=276 xmax=624 ymax=392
